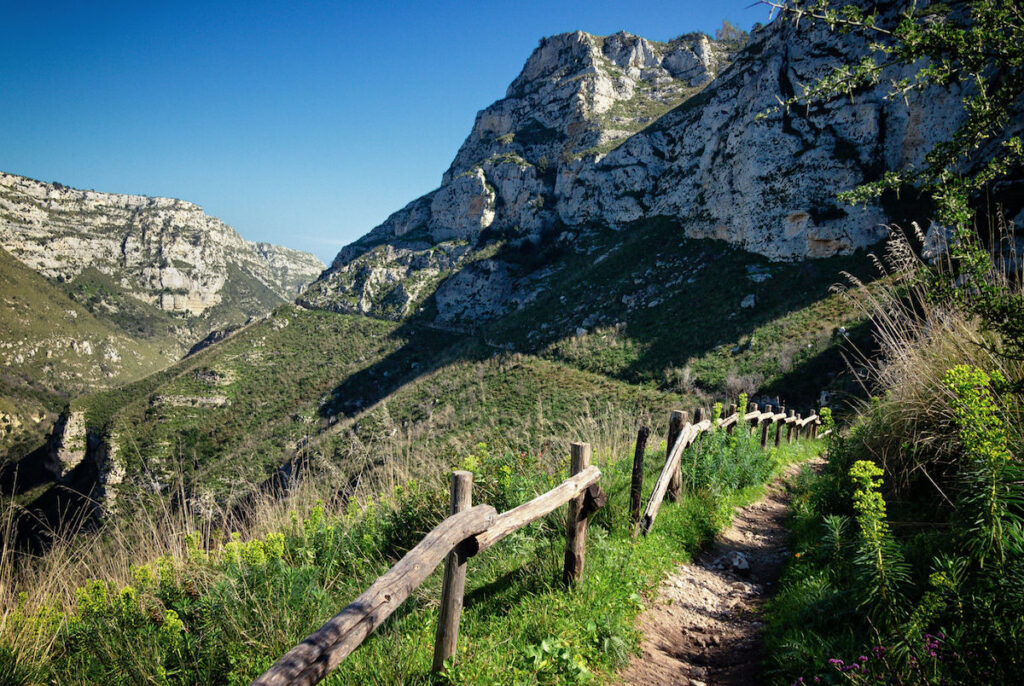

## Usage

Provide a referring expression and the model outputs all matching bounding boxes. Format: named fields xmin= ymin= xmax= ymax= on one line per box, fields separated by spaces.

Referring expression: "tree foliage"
xmin=763 ymin=0 xmax=1024 ymax=365
xmin=762 ymin=0 xmax=1023 ymax=226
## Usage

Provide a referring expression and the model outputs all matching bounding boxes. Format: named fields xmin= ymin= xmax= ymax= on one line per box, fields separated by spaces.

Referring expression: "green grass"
xmin=1 ymin=418 xmax=823 ymax=685
xmin=763 ymin=432 xmax=1024 ymax=685
xmin=485 ymin=219 xmax=875 ymax=397
xmin=81 ymin=308 xmax=407 ymax=505
xmin=62 ymin=267 xmax=186 ymax=345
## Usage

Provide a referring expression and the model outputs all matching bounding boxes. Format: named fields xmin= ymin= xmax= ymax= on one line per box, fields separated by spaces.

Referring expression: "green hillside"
xmin=19 ymin=217 xmax=875 ymax=527
xmin=0 ymin=247 xmax=176 ymax=460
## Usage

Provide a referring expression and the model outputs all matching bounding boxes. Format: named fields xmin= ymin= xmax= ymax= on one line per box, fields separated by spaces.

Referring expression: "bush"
xmin=763 ymin=219 xmax=1024 ymax=684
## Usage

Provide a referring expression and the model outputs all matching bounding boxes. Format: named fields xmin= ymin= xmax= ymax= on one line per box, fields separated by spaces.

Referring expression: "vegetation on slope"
xmin=0 ymin=247 xmax=176 ymax=460
xmin=14 ymin=219 xmax=872 ymax=533
xmin=756 ymin=0 xmax=1024 ymax=679
xmin=761 ymin=229 xmax=1024 ymax=684
xmin=0 ymin=405 xmax=821 ymax=685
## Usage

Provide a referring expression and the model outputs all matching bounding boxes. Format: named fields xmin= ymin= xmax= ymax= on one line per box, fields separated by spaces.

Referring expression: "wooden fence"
xmin=253 ymin=402 xmax=823 ymax=685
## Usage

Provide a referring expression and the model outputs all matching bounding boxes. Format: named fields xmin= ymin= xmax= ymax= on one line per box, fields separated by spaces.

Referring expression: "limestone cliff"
xmin=305 ymin=7 xmax=1020 ymax=326
xmin=0 ymin=172 xmax=324 ymax=327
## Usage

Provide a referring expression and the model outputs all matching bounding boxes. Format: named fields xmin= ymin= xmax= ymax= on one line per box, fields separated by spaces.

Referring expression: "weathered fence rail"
xmin=254 ymin=401 xmax=824 ymax=685
xmin=636 ymin=403 xmax=820 ymax=536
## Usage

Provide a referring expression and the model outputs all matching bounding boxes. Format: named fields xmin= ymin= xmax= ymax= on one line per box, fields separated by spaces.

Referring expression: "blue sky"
xmin=1 ymin=1 xmax=772 ymax=263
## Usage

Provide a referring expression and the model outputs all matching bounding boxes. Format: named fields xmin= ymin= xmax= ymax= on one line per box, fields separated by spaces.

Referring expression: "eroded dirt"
xmin=619 ymin=459 xmax=824 ymax=685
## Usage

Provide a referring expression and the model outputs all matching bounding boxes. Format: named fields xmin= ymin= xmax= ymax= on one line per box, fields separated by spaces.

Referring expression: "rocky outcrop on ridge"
xmin=306 ymin=7 xmax=1019 ymax=326
xmin=0 ymin=172 xmax=324 ymax=320
xmin=301 ymin=29 xmax=741 ymax=320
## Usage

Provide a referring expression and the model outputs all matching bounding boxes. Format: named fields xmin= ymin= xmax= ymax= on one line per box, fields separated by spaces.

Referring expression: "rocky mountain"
xmin=0 ymin=172 xmax=324 ymax=345
xmin=302 ymin=9 xmax=1020 ymax=327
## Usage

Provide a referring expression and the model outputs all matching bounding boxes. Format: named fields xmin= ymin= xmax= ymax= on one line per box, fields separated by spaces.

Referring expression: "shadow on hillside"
xmin=0 ymin=444 xmax=55 ymax=498
xmin=761 ymin=317 xmax=877 ymax=411
xmin=4 ymin=455 xmax=103 ymax=555
xmin=317 ymin=311 xmax=491 ymax=422
xmin=479 ymin=218 xmax=882 ymax=397
xmin=314 ymin=221 xmax=883 ymax=434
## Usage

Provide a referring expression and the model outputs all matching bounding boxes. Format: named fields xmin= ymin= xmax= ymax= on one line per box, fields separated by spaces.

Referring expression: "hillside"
xmin=8 ymin=221 xmax=872 ymax=546
xmin=0 ymin=172 xmax=324 ymax=462
xmin=0 ymin=247 xmax=176 ymax=460
xmin=3 ymin=0 xmax=1023 ymax=683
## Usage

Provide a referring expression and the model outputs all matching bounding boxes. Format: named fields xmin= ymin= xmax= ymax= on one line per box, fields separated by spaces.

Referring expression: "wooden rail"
xmin=636 ymin=403 xmax=821 ymax=536
xmin=256 ymin=401 xmax=825 ymax=685
xmin=254 ymin=442 xmax=606 ymax=685
xmin=254 ymin=503 xmax=497 ymax=686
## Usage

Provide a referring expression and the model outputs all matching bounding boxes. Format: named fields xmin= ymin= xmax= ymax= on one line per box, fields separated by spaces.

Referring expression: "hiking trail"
xmin=619 ymin=458 xmax=825 ymax=686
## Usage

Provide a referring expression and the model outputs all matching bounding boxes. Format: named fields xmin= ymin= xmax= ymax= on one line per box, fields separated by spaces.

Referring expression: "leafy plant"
xmin=942 ymin=364 xmax=1022 ymax=567
xmin=848 ymin=460 xmax=910 ymax=623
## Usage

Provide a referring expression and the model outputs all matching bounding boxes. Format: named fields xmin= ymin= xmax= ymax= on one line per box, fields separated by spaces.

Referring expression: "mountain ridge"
xmin=0 ymin=171 xmax=324 ymax=332
xmin=302 ymin=10 xmax=1021 ymax=328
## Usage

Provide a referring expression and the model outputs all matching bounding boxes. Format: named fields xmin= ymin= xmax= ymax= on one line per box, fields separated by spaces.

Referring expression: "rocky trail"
xmin=620 ymin=458 xmax=824 ymax=686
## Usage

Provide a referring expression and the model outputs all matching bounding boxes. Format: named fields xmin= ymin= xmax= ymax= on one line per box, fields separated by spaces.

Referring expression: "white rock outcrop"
xmin=0 ymin=173 xmax=324 ymax=316
xmin=300 ymin=15 xmax=1022 ymax=325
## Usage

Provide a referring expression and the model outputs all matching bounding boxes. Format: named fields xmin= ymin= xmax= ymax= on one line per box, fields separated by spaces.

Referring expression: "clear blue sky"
xmin=1 ymin=1 xmax=772 ymax=264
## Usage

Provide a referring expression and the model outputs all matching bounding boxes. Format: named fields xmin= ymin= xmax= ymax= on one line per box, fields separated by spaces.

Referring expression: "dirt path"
xmin=619 ymin=459 xmax=823 ymax=686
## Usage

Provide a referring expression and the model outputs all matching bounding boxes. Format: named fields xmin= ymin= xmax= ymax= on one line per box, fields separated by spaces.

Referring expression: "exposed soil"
xmin=619 ymin=459 xmax=824 ymax=686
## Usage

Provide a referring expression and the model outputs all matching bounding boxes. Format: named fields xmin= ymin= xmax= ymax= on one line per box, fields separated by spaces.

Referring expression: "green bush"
xmin=764 ymin=364 xmax=1024 ymax=685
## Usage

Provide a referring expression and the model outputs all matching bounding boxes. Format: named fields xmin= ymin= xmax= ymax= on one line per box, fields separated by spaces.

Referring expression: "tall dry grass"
xmin=831 ymin=223 xmax=1023 ymax=494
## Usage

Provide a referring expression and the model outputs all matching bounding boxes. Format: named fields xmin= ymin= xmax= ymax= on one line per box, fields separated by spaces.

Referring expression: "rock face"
xmin=300 ymin=30 xmax=741 ymax=321
xmin=47 ymin=410 xmax=88 ymax=476
xmin=307 ymin=12 xmax=1017 ymax=326
xmin=43 ymin=409 xmax=125 ymax=514
xmin=0 ymin=172 xmax=324 ymax=318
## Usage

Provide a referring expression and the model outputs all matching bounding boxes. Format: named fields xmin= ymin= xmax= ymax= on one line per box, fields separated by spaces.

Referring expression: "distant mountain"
xmin=0 ymin=172 xmax=324 ymax=347
xmin=0 ymin=171 xmax=324 ymax=457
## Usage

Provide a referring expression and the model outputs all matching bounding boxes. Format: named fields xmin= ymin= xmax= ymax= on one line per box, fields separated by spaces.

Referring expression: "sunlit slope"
xmin=47 ymin=219 xmax=876 ymax=520
xmin=0 ymin=247 xmax=176 ymax=458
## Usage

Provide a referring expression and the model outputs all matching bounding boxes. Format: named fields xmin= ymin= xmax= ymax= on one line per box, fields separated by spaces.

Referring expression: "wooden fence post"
xmin=563 ymin=442 xmax=592 ymax=585
xmin=688 ymin=408 xmax=705 ymax=490
xmin=786 ymin=409 xmax=796 ymax=444
xmin=432 ymin=471 xmax=473 ymax=674
xmin=760 ymin=404 xmax=773 ymax=448
xmin=726 ymin=404 xmax=737 ymax=433
xmin=748 ymin=401 xmax=758 ymax=433
xmin=795 ymin=412 xmax=803 ymax=442
xmin=775 ymin=405 xmax=785 ymax=447
xmin=810 ymin=412 xmax=820 ymax=438
xmin=629 ymin=427 xmax=649 ymax=535
xmin=666 ymin=411 xmax=686 ymax=502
